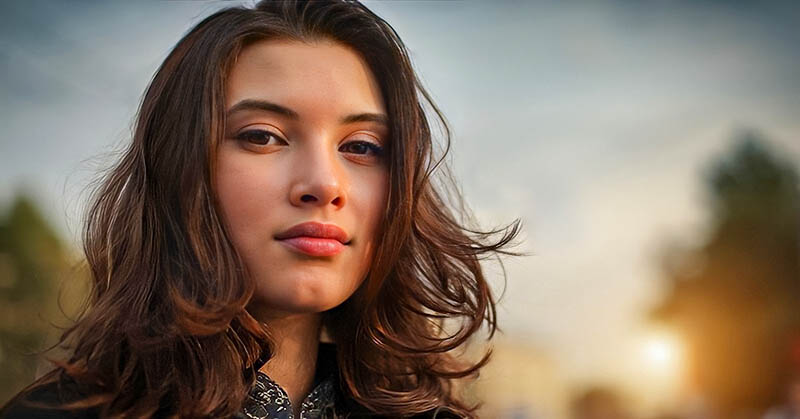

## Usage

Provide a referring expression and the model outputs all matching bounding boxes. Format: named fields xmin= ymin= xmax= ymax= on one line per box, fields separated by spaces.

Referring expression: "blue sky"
xmin=2 ymin=0 xmax=799 ymax=408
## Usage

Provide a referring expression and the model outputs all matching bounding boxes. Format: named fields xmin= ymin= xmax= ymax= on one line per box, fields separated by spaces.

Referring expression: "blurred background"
xmin=1 ymin=1 xmax=799 ymax=418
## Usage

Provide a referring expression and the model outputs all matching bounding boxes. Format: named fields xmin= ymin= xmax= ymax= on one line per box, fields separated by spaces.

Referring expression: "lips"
xmin=275 ymin=221 xmax=350 ymax=257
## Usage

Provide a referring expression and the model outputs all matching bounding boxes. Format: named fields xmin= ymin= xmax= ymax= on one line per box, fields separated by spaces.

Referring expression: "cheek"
xmin=214 ymin=153 xmax=283 ymax=245
xmin=352 ymin=171 xmax=389 ymax=259
xmin=342 ymin=172 xmax=389 ymax=302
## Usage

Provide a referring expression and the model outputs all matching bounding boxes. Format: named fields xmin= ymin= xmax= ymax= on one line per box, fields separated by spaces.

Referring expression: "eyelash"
xmin=234 ymin=129 xmax=385 ymax=158
xmin=235 ymin=129 xmax=286 ymax=146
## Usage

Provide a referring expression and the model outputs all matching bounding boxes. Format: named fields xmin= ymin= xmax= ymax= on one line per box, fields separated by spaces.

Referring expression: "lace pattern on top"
xmin=237 ymin=371 xmax=338 ymax=419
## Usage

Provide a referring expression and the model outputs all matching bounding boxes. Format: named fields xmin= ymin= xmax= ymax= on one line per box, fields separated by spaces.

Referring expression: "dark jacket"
xmin=1 ymin=384 xmax=460 ymax=418
xmin=1 ymin=343 xmax=462 ymax=418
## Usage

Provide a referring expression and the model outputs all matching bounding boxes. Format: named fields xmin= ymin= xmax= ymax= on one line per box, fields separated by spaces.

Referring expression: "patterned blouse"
xmin=236 ymin=370 xmax=338 ymax=419
xmin=234 ymin=342 xmax=343 ymax=419
xmin=233 ymin=343 xmax=461 ymax=419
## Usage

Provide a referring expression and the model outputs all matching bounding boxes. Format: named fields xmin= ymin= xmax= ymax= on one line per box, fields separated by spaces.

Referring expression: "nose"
xmin=288 ymin=143 xmax=347 ymax=210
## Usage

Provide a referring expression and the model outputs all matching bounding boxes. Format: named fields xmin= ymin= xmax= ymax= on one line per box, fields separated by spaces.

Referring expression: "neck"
xmin=253 ymin=309 xmax=323 ymax=417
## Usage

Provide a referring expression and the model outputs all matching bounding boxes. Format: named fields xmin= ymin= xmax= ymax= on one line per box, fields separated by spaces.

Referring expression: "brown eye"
xmin=339 ymin=140 xmax=384 ymax=157
xmin=235 ymin=129 xmax=287 ymax=146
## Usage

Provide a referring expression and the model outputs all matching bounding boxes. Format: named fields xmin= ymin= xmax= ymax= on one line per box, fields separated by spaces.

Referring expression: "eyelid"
xmin=235 ymin=123 xmax=287 ymax=139
xmin=347 ymin=130 xmax=384 ymax=145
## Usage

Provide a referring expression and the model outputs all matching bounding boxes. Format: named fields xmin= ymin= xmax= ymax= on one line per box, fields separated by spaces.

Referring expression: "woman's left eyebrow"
xmin=339 ymin=112 xmax=388 ymax=127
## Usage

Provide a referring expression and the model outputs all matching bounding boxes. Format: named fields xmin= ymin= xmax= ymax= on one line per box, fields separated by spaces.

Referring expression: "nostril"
xmin=300 ymin=194 xmax=317 ymax=202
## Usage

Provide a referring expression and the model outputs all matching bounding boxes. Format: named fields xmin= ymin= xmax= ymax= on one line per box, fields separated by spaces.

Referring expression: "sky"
xmin=2 ymin=0 xmax=799 ymax=411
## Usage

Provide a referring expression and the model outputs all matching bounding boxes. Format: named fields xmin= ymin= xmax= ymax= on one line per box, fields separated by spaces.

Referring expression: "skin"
xmin=214 ymin=38 xmax=389 ymax=414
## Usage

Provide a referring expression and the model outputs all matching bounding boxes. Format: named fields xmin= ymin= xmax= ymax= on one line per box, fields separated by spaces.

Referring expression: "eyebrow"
xmin=226 ymin=99 xmax=299 ymax=119
xmin=226 ymin=99 xmax=388 ymax=127
xmin=340 ymin=112 xmax=388 ymax=127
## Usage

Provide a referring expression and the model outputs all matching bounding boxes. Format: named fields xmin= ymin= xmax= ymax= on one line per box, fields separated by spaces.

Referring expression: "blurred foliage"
xmin=653 ymin=131 xmax=800 ymax=417
xmin=0 ymin=193 xmax=88 ymax=405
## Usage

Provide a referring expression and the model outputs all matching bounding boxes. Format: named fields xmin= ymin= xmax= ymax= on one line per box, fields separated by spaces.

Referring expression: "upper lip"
xmin=275 ymin=221 xmax=350 ymax=244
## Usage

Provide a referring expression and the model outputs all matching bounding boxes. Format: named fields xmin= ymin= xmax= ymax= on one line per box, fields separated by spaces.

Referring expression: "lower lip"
xmin=277 ymin=237 xmax=345 ymax=257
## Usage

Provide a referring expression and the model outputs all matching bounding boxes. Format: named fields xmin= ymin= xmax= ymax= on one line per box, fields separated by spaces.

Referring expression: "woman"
xmin=1 ymin=0 xmax=520 ymax=417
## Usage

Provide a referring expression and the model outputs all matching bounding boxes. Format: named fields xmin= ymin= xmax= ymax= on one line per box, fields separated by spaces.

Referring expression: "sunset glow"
xmin=641 ymin=331 xmax=684 ymax=379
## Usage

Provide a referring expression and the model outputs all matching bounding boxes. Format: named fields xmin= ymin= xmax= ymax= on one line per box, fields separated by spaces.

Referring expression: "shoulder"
xmin=1 ymin=376 xmax=99 ymax=419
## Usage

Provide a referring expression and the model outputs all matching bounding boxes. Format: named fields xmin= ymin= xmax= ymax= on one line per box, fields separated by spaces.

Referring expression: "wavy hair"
xmin=5 ymin=1 xmax=521 ymax=417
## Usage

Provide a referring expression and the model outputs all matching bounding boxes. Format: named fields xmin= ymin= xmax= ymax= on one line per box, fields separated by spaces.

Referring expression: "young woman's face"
xmin=216 ymin=39 xmax=389 ymax=315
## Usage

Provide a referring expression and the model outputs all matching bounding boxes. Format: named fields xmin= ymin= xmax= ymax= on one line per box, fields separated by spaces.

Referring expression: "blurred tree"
xmin=652 ymin=131 xmax=800 ymax=417
xmin=0 ymin=193 xmax=84 ymax=405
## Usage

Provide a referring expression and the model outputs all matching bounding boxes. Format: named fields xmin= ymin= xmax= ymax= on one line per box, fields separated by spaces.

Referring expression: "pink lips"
xmin=274 ymin=221 xmax=350 ymax=257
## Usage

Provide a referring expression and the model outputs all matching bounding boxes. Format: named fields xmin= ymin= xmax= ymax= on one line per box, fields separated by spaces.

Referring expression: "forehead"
xmin=226 ymin=38 xmax=385 ymax=116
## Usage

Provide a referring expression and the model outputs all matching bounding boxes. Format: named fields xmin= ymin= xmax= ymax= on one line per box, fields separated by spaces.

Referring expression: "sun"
xmin=646 ymin=338 xmax=675 ymax=365
xmin=641 ymin=330 xmax=684 ymax=378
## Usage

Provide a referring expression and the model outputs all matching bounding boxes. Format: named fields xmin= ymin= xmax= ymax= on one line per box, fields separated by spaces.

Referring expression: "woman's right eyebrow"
xmin=226 ymin=99 xmax=299 ymax=119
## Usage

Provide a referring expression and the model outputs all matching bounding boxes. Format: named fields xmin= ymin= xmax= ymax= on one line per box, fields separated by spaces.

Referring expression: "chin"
xmin=252 ymin=281 xmax=350 ymax=314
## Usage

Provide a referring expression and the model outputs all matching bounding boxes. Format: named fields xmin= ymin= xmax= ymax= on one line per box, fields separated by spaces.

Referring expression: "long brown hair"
xmin=6 ymin=1 xmax=521 ymax=417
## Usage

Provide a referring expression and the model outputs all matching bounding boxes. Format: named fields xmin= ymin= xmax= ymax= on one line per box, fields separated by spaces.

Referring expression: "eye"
xmin=234 ymin=129 xmax=287 ymax=147
xmin=339 ymin=140 xmax=384 ymax=158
